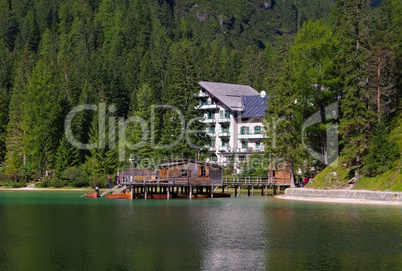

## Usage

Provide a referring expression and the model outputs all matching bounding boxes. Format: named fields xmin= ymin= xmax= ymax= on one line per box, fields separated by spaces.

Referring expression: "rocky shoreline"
xmin=277 ymin=188 xmax=402 ymax=205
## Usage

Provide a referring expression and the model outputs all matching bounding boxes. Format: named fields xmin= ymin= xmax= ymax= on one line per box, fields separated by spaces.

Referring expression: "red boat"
xmin=175 ymin=193 xmax=195 ymax=199
xmin=106 ymin=193 xmax=131 ymax=199
xmin=151 ymin=194 xmax=172 ymax=199
xmin=83 ymin=192 xmax=99 ymax=198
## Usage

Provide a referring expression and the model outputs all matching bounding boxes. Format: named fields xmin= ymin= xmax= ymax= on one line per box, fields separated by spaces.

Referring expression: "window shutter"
xmin=206 ymin=166 xmax=210 ymax=177
xmin=198 ymin=166 xmax=202 ymax=177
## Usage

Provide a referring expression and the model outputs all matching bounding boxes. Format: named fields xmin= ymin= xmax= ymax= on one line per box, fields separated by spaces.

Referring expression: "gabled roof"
xmin=198 ymin=81 xmax=259 ymax=112
xmin=241 ymin=95 xmax=268 ymax=117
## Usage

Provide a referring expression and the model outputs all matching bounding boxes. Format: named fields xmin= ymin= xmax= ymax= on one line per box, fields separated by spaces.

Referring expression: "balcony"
xmin=235 ymin=147 xmax=264 ymax=153
xmin=218 ymin=118 xmax=230 ymax=124
xmin=237 ymin=133 xmax=267 ymax=140
xmin=218 ymin=132 xmax=230 ymax=138
xmin=197 ymin=91 xmax=208 ymax=98
xmin=196 ymin=102 xmax=219 ymax=110
xmin=200 ymin=118 xmax=216 ymax=124
xmin=206 ymin=146 xmax=216 ymax=152
xmin=207 ymin=132 xmax=216 ymax=137
xmin=218 ymin=146 xmax=230 ymax=152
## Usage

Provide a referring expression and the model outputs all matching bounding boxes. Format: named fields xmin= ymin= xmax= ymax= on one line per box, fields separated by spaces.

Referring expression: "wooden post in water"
xmin=234 ymin=186 xmax=237 ymax=197
xmin=252 ymin=185 xmax=254 ymax=196
xmin=210 ymin=186 xmax=214 ymax=198
xmin=167 ymin=187 xmax=170 ymax=199
xmin=145 ymin=186 xmax=148 ymax=199
xmin=131 ymin=186 xmax=134 ymax=199
xmin=189 ymin=185 xmax=192 ymax=199
xmin=248 ymin=186 xmax=250 ymax=197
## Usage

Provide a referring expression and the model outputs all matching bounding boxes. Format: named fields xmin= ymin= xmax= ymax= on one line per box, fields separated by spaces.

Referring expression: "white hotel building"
xmin=196 ymin=81 xmax=268 ymax=171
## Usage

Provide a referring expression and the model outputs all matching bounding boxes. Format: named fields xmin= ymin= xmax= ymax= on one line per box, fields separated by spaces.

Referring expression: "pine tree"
xmin=0 ymin=85 xmax=7 ymax=163
xmin=287 ymin=19 xmax=339 ymax=167
xmin=4 ymin=49 xmax=33 ymax=174
xmin=362 ymin=121 xmax=400 ymax=176
xmin=125 ymin=84 xmax=157 ymax=162
xmin=332 ymin=0 xmax=376 ymax=167
xmin=22 ymin=59 xmax=61 ymax=171
xmin=369 ymin=0 xmax=398 ymax=119
xmin=55 ymin=136 xmax=80 ymax=177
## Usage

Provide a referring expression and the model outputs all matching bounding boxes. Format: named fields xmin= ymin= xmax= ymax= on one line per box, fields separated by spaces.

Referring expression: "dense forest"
xmin=0 ymin=0 xmax=400 ymax=189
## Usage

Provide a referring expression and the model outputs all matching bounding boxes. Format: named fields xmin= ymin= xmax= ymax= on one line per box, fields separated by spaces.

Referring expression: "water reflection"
xmin=0 ymin=192 xmax=401 ymax=270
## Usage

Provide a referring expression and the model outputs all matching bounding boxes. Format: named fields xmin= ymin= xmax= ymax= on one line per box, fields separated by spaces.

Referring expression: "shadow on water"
xmin=0 ymin=191 xmax=401 ymax=270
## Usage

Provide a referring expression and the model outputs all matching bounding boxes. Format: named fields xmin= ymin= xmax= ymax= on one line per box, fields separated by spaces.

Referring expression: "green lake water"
xmin=0 ymin=191 xmax=401 ymax=271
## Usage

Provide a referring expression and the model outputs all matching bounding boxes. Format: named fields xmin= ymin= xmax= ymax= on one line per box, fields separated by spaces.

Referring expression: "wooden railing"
xmin=222 ymin=177 xmax=275 ymax=185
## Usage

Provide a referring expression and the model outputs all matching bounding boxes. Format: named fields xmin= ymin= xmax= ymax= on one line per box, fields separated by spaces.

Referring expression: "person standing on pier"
xmin=108 ymin=176 xmax=112 ymax=189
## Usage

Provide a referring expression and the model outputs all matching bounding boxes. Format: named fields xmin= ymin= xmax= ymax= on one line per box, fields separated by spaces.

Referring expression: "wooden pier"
xmin=95 ymin=159 xmax=292 ymax=199
xmin=99 ymin=175 xmax=288 ymax=199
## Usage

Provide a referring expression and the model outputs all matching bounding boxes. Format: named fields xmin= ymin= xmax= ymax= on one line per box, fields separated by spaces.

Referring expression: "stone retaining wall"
xmin=284 ymin=188 xmax=402 ymax=202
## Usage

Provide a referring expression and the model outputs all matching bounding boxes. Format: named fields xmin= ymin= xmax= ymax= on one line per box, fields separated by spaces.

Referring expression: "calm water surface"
xmin=0 ymin=191 xmax=401 ymax=271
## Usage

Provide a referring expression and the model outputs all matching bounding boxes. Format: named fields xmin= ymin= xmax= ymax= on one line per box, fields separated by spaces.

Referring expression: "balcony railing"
xmin=207 ymin=132 xmax=216 ymax=137
xmin=197 ymin=92 xmax=208 ymax=98
xmin=218 ymin=118 xmax=230 ymax=124
xmin=237 ymin=133 xmax=267 ymax=140
xmin=235 ymin=147 xmax=265 ymax=153
xmin=205 ymin=146 xmax=216 ymax=152
xmin=196 ymin=102 xmax=219 ymax=110
xmin=218 ymin=132 xmax=230 ymax=138
xmin=218 ymin=146 xmax=230 ymax=152
xmin=200 ymin=118 xmax=216 ymax=124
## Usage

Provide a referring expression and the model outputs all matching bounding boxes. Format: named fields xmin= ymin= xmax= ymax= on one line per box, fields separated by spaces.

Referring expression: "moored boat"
xmin=151 ymin=194 xmax=172 ymax=199
xmin=106 ymin=193 xmax=131 ymax=199
xmin=83 ymin=192 xmax=99 ymax=198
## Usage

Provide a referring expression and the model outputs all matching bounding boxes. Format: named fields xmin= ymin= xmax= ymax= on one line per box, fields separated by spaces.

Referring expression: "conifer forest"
xmin=0 ymin=0 xmax=401 ymax=189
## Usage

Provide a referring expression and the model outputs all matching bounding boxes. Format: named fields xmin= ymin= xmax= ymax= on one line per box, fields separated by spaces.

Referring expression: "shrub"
xmin=362 ymin=123 xmax=400 ymax=177
xmin=11 ymin=181 xmax=26 ymax=188
xmin=61 ymin=167 xmax=89 ymax=187
xmin=90 ymin=175 xmax=109 ymax=188
xmin=36 ymin=180 xmax=50 ymax=188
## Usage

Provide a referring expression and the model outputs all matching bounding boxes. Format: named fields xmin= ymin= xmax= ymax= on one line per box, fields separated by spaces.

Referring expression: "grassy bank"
xmin=307 ymin=110 xmax=402 ymax=192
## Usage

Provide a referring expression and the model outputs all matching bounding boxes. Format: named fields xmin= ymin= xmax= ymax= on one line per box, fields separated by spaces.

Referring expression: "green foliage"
xmin=361 ymin=122 xmax=400 ymax=176
xmin=265 ymin=18 xmax=338 ymax=171
xmin=0 ymin=0 xmax=399 ymax=188
xmin=60 ymin=167 xmax=89 ymax=187
xmin=55 ymin=136 xmax=80 ymax=177
xmin=240 ymin=153 xmax=268 ymax=177
xmin=333 ymin=0 xmax=376 ymax=167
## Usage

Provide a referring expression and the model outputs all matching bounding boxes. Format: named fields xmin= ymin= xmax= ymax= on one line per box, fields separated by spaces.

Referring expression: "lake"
xmin=0 ymin=191 xmax=401 ymax=270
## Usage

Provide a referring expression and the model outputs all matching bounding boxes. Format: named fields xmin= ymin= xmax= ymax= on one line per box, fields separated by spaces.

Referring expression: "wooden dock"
xmin=99 ymin=176 xmax=289 ymax=199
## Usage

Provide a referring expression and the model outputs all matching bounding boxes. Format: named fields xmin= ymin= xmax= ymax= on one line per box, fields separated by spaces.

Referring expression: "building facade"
xmin=196 ymin=82 xmax=268 ymax=172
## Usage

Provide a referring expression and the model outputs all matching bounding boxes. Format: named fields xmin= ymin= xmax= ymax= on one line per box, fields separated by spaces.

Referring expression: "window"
xmin=210 ymin=126 xmax=215 ymax=133
xmin=200 ymin=166 xmax=206 ymax=177
xmin=242 ymin=141 xmax=248 ymax=148
xmin=256 ymin=141 xmax=261 ymax=149
xmin=221 ymin=139 xmax=227 ymax=147
xmin=240 ymin=127 xmax=249 ymax=135
xmin=225 ymin=111 xmax=230 ymax=118
xmin=254 ymin=126 xmax=261 ymax=134
xmin=211 ymin=155 xmax=218 ymax=161
xmin=220 ymin=110 xmax=224 ymax=118
xmin=180 ymin=169 xmax=187 ymax=177
xmin=207 ymin=112 xmax=215 ymax=119
xmin=221 ymin=126 xmax=229 ymax=133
